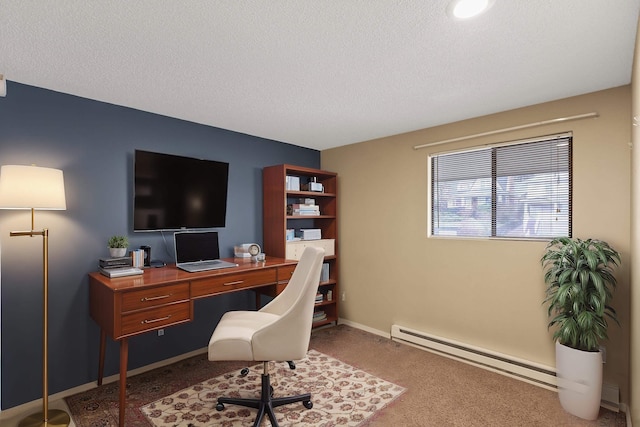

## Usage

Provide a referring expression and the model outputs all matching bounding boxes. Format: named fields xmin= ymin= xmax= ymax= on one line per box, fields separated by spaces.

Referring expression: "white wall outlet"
xmin=600 ymin=345 xmax=606 ymax=363
xmin=158 ymin=329 xmax=165 ymax=337
xmin=342 ymin=292 xmax=346 ymax=302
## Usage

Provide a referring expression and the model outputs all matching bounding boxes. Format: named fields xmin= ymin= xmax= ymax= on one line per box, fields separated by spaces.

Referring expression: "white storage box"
xmin=286 ymin=239 xmax=335 ymax=260
xmin=296 ymin=228 xmax=321 ymax=240
xmin=286 ymin=176 xmax=300 ymax=191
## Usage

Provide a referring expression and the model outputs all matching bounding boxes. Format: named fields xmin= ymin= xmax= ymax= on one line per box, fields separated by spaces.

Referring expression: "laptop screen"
xmin=174 ymin=231 xmax=220 ymax=264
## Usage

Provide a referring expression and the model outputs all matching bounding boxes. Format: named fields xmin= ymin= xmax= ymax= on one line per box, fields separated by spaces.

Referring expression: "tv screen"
xmin=133 ymin=150 xmax=229 ymax=231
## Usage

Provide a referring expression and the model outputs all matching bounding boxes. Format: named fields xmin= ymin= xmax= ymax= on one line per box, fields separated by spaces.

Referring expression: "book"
xmin=99 ymin=256 xmax=132 ymax=268
xmin=99 ymin=266 xmax=144 ymax=278
xmin=313 ymin=311 xmax=327 ymax=322
xmin=321 ymin=263 xmax=329 ymax=282
xmin=293 ymin=210 xmax=320 ymax=216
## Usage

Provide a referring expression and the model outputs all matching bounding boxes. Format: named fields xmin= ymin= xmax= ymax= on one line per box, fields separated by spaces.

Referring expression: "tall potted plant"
xmin=540 ymin=237 xmax=620 ymax=420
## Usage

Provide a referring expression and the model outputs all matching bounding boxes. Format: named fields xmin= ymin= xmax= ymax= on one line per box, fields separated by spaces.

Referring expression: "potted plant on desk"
xmin=108 ymin=235 xmax=129 ymax=258
xmin=540 ymin=237 xmax=620 ymax=420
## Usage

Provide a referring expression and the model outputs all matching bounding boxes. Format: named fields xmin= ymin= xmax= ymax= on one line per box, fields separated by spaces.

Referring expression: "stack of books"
xmin=288 ymin=199 xmax=320 ymax=216
xmin=99 ymin=257 xmax=143 ymax=278
xmin=313 ymin=310 xmax=327 ymax=323
xmin=130 ymin=248 xmax=146 ymax=268
xmin=315 ymin=292 xmax=324 ymax=304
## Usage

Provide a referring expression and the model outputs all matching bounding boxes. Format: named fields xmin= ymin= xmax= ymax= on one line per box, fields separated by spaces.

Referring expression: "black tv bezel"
xmin=133 ymin=149 xmax=229 ymax=232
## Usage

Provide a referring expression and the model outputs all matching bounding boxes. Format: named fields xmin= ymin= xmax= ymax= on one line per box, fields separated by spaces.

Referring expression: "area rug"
xmin=140 ymin=349 xmax=406 ymax=426
xmin=66 ymin=349 xmax=405 ymax=426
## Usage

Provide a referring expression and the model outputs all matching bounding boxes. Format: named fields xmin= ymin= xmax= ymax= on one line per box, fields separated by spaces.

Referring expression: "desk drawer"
xmin=121 ymin=301 xmax=191 ymax=336
xmin=191 ymin=269 xmax=277 ymax=298
xmin=274 ymin=265 xmax=296 ymax=294
xmin=277 ymin=265 xmax=296 ymax=285
xmin=121 ymin=283 xmax=190 ymax=312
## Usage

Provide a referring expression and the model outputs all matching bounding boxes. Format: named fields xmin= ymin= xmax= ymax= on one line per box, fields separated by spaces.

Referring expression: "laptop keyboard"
xmin=179 ymin=260 xmax=237 ymax=272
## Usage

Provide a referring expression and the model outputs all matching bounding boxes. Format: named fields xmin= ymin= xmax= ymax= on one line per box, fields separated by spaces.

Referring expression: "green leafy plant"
xmin=107 ymin=235 xmax=129 ymax=248
xmin=540 ymin=237 xmax=620 ymax=352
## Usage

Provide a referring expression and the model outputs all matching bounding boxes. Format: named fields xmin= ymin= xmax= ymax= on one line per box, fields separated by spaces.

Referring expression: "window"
xmin=429 ymin=133 xmax=572 ymax=239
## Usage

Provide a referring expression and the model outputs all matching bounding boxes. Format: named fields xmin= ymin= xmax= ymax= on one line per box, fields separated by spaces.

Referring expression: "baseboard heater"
xmin=390 ymin=325 xmax=620 ymax=411
xmin=391 ymin=324 xmax=559 ymax=390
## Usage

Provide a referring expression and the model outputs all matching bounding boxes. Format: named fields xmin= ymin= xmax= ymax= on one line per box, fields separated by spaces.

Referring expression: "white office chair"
xmin=208 ymin=246 xmax=325 ymax=427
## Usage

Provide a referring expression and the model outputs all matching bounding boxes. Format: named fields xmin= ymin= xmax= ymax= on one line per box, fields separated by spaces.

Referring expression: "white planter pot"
xmin=555 ymin=341 xmax=603 ymax=420
xmin=109 ymin=247 xmax=127 ymax=258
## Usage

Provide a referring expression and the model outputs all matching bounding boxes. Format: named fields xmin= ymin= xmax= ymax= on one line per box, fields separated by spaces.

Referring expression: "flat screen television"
xmin=133 ymin=150 xmax=229 ymax=231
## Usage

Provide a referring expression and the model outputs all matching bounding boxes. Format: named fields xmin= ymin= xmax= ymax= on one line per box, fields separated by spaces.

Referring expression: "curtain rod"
xmin=412 ymin=112 xmax=599 ymax=150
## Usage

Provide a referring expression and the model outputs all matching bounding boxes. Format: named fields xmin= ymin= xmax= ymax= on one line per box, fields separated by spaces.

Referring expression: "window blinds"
xmin=430 ymin=134 xmax=572 ymax=239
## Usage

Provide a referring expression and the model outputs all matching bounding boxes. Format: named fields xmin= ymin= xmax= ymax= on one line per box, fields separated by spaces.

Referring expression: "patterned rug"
xmin=141 ymin=350 xmax=405 ymax=426
xmin=66 ymin=349 xmax=405 ymax=426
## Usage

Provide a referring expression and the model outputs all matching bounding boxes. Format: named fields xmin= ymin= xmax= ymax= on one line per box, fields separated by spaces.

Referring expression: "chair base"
xmin=216 ymin=370 xmax=312 ymax=427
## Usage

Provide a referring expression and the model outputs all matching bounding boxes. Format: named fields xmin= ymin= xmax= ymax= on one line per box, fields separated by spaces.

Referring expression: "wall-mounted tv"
xmin=133 ymin=149 xmax=229 ymax=231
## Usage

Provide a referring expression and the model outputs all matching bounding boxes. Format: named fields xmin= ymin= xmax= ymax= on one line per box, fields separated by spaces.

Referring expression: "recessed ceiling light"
xmin=447 ymin=0 xmax=494 ymax=20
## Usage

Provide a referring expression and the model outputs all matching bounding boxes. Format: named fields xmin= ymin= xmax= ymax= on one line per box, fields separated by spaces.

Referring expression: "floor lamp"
xmin=0 ymin=165 xmax=70 ymax=427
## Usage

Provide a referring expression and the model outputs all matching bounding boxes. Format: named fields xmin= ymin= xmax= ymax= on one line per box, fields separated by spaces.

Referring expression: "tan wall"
xmin=322 ymin=86 xmax=632 ymax=405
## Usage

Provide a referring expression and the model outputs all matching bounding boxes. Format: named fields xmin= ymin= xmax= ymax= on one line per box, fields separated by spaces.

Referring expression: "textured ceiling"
xmin=1 ymin=1 xmax=639 ymax=150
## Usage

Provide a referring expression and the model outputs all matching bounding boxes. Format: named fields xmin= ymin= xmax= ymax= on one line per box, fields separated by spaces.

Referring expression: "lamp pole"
xmin=12 ymin=228 xmax=70 ymax=427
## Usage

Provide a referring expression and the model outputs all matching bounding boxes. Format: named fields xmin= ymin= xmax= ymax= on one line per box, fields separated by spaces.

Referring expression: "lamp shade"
xmin=0 ymin=165 xmax=66 ymax=210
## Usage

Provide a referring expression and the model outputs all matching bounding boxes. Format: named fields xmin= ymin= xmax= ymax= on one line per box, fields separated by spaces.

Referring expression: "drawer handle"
xmin=141 ymin=315 xmax=171 ymax=324
xmin=141 ymin=294 xmax=173 ymax=302
xmin=224 ymin=280 xmax=244 ymax=286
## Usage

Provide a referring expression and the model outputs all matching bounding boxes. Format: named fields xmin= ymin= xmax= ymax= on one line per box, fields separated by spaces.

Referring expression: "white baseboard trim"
xmin=337 ymin=318 xmax=390 ymax=339
xmin=621 ymin=403 xmax=632 ymax=427
xmin=0 ymin=347 xmax=208 ymax=420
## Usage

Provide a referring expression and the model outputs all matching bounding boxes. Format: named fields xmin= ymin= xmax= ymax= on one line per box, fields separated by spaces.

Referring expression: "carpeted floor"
xmin=308 ymin=325 xmax=626 ymax=427
xmin=66 ymin=324 xmax=627 ymax=426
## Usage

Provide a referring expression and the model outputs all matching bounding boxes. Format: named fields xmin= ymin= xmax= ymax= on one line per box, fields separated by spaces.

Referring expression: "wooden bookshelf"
xmin=263 ymin=164 xmax=338 ymax=327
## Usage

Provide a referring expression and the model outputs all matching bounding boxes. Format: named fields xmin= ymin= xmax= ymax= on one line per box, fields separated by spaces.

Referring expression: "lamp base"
xmin=18 ymin=409 xmax=71 ymax=427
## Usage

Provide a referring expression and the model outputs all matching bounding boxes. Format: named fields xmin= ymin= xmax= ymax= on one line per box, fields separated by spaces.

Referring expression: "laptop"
xmin=174 ymin=231 xmax=238 ymax=273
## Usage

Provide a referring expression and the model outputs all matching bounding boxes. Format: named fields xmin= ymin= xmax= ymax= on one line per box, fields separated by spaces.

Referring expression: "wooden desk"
xmin=89 ymin=257 xmax=297 ymax=426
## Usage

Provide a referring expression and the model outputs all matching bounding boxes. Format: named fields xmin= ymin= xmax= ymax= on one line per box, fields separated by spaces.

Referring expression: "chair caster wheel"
xmin=270 ymin=385 xmax=274 ymax=397
xmin=216 ymin=403 xmax=225 ymax=411
xmin=287 ymin=361 xmax=296 ymax=370
xmin=240 ymin=368 xmax=249 ymax=377
xmin=303 ymin=400 xmax=313 ymax=409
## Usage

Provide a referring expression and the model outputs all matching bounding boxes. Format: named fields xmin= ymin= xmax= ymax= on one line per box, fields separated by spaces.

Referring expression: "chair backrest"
xmin=252 ymin=246 xmax=325 ymax=361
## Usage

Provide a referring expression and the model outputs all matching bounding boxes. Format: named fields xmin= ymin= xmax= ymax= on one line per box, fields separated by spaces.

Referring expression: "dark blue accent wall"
xmin=0 ymin=82 xmax=320 ymax=409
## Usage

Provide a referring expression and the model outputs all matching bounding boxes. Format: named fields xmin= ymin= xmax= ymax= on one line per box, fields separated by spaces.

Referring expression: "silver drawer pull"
xmin=224 ymin=280 xmax=244 ymax=286
xmin=141 ymin=294 xmax=173 ymax=302
xmin=142 ymin=315 xmax=171 ymax=324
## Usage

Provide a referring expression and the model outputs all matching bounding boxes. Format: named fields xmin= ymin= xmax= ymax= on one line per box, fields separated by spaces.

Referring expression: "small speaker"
xmin=140 ymin=245 xmax=151 ymax=267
